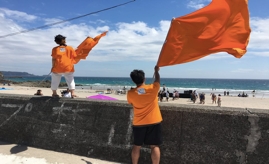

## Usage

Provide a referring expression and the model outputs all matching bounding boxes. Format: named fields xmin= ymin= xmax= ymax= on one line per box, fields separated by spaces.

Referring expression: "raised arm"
xmin=154 ymin=66 xmax=160 ymax=83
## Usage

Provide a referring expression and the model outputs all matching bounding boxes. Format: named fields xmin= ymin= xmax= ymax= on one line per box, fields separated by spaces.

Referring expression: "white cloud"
xmin=187 ymin=1 xmax=205 ymax=9
xmin=0 ymin=9 xmax=170 ymax=74
xmin=88 ymin=19 xmax=108 ymax=24
xmin=231 ymin=69 xmax=253 ymax=73
xmin=248 ymin=17 xmax=269 ymax=51
xmin=0 ymin=8 xmax=37 ymax=22
xmin=248 ymin=51 xmax=269 ymax=57
xmin=187 ymin=0 xmax=211 ymax=10
xmin=96 ymin=19 xmax=106 ymax=24
xmin=43 ymin=18 xmax=64 ymax=25
xmin=0 ymin=8 xmax=268 ymax=78
xmin=199 ymin=52 xmax=233 ymax=60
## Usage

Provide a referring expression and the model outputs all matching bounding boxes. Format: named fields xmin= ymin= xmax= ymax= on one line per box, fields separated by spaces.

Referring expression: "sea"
xmin=3 ymin=76 xmax=269 ymax=97
xmin=5 ymin=76 xmax=269 ymax=98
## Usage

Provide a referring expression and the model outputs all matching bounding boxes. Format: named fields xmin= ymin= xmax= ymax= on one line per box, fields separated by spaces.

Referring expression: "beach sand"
xmin=0 ymin=85 xmax=268 ymax=110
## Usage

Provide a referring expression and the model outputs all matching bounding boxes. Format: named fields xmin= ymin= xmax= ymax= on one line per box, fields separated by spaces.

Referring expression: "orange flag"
xmin=157 ymin=0 xmax=251 ymax=67
xmin=74 ymin=31 xmax=107 ymax=64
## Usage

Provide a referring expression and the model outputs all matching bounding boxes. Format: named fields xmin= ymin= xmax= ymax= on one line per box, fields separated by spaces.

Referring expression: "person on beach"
xmin=34 ymin=89 xmax=43 ymax=96
xmin=217 ymin=94 xmax=222 ymax=107
xmin=211 ymin=93 xmax=217 ymax=104
xmin=174 ymin=90 xmax=179 ymax=99
xmin=51 ymin=34 xmax=77 ymax=98
xmin=172 ymin=90 xmax=176 ymax=100
xmin=61 ymin=88 xmax=72 ymax=98
xmin=191 ymin=91 xmax=197 ymax=103
xmin=252 ymin=90 xmax=255 ymax=97
xmin=158 ymin=90 xmax=162 ymax=102
xmin=159 ymin=90 xmax=163 ymax=102
xmin=166 ymin=90 xmax=169 ymax=102
xmin=200 ymin=92 xmax=205 ymax=104
xmin=127 ymin=66 xmax=163 ymax=164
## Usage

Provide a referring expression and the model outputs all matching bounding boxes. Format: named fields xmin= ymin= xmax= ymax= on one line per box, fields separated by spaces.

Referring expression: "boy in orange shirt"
xmin=127 ymin=66 xmax=162 ymax=164
xmin=51 ymin=34 xmax=77 ymax=98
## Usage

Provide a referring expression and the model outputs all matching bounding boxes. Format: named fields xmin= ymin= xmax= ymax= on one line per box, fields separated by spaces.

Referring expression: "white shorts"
xmin=51 ymin=72 xmax=75 ymax=90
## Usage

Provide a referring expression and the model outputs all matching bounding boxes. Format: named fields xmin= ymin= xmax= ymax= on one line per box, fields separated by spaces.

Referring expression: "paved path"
xmin=0 ymin=141 xmax=121 ymax=164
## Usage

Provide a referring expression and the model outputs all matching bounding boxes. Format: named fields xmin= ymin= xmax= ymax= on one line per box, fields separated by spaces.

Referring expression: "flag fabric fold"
xmin=73 ymin=31 xmax=107 ymax=64
xmin=157 ymin=0 xmax=251 ymax=67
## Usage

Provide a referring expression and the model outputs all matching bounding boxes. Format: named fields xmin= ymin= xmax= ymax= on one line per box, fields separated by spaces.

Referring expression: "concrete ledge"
xmin=0 ymin=94 xmax=269 ymax=163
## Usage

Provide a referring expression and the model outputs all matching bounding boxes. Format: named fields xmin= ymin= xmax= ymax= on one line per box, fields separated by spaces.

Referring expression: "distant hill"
xmin=0 ymin=71 xmax=38 ymax=78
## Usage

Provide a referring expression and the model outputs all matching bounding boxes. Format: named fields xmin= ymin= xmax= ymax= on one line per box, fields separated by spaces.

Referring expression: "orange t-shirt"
xmin=127 ymin=82 xmax=162 ymax=126
xmin=51 ymin=45 xmax=77 ymax=73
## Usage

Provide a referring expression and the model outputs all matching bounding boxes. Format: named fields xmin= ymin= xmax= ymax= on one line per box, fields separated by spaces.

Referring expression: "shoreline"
xmin=0 ymin=85 xmax=268 ymax=110
xmin=2 ymin=78 xmax=269 ymax=91
xmin=1 ymin=79 xmax=268 ymax=98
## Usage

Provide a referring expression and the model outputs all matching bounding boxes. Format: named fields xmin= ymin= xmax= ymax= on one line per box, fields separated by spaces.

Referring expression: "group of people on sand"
xmin=34 ymin=88 xmax=71 ymax=97
xmin=191 ymin=90 xmax=206 ymax=104
xmin=191 ymin=91 xmax=222 ymax=107
xmin=158 ymin=90 xmax=169 ymax=102
xmin=2 ymin=82 xmax=11 ymax=86
xmin=158 ymin=84 xmax=179 ymax=102
xmin=211 ymin=93 xmax=222 ymax=107
xmin=238 ymin=92 xmax=248 ymax=97
xmin=224 ymin=91 xmax=229 ymax=96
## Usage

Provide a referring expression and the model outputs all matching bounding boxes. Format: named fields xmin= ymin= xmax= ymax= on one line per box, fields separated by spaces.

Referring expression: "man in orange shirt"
xmin=51 ymin=34 xmax=77 ymax=98
xmin=127 ymin=66 xmax=162 ymax=164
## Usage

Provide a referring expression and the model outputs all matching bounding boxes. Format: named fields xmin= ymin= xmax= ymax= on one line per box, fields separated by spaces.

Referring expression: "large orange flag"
xmin=157 ymin=0 xmax=251 ymax=67
xmin=73 ymin=31 xmax=107 ymax=64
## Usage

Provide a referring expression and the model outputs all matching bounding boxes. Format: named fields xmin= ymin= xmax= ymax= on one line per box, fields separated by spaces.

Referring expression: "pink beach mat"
xmin=87 ymin=94 xmax=118 ymax=101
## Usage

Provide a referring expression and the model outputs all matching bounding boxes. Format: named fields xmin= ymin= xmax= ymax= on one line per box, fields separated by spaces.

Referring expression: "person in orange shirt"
xmin=51 ymin=34 xmax=77 ymax=98
xmin=127 ymin=66 xmax=163 ymax=164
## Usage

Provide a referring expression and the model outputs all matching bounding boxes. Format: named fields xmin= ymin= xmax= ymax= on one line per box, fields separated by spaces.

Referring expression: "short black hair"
xmin=130 ymin=69 xmax=145 ymax=85
xmin=54 ymin=34 xmax=66 ymax=44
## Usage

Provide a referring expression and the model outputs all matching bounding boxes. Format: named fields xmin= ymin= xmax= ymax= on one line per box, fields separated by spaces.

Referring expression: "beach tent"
xmin=87 ymin=94 xmax=118 ymax=101
xmin=157 ymin=0 xmax=251 ymax=67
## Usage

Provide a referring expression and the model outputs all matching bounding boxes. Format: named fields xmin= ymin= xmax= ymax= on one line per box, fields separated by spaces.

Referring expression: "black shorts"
xmin=132 ymin=123 xmax=162 ymax=146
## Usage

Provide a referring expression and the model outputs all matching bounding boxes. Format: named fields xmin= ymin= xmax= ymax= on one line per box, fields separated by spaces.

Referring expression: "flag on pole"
xmin=74 ymin=31 xmax=107 ymax=64
xmin=157 ymin=0 xmax=251 ymax=67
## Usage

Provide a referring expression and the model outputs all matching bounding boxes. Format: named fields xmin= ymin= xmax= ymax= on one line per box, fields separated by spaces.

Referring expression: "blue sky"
xmin=0 ymin=0 xmax=268 ymax=79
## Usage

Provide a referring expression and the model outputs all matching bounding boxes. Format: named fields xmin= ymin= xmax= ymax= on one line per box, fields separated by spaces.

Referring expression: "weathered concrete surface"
xmin=0 ymin=94 xmax=269 ymax=164
xmin=0 ymin=141 xmax=120 ymax=164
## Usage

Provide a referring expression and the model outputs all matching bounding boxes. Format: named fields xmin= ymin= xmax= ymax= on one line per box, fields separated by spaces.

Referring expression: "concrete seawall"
xmin=0 ymin=94 xmax=269 ymax=164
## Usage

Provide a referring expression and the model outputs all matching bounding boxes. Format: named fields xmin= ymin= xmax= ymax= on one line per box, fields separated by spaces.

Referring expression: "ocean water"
xmin=5 ymin=76 xmax=269 ymax=98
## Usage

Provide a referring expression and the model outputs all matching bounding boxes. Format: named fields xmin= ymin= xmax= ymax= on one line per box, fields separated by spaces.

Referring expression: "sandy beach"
xmin=0 ymin=84 xmax=268 ymax=110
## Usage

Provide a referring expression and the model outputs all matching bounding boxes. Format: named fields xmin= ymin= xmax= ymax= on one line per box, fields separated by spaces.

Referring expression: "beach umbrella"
xmin=87 ymin=94 xmax=118 ymax=101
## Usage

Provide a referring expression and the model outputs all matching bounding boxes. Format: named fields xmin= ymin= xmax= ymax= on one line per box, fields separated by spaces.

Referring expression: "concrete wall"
xmin=0 ymin=94 xmax=269 ymax=164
